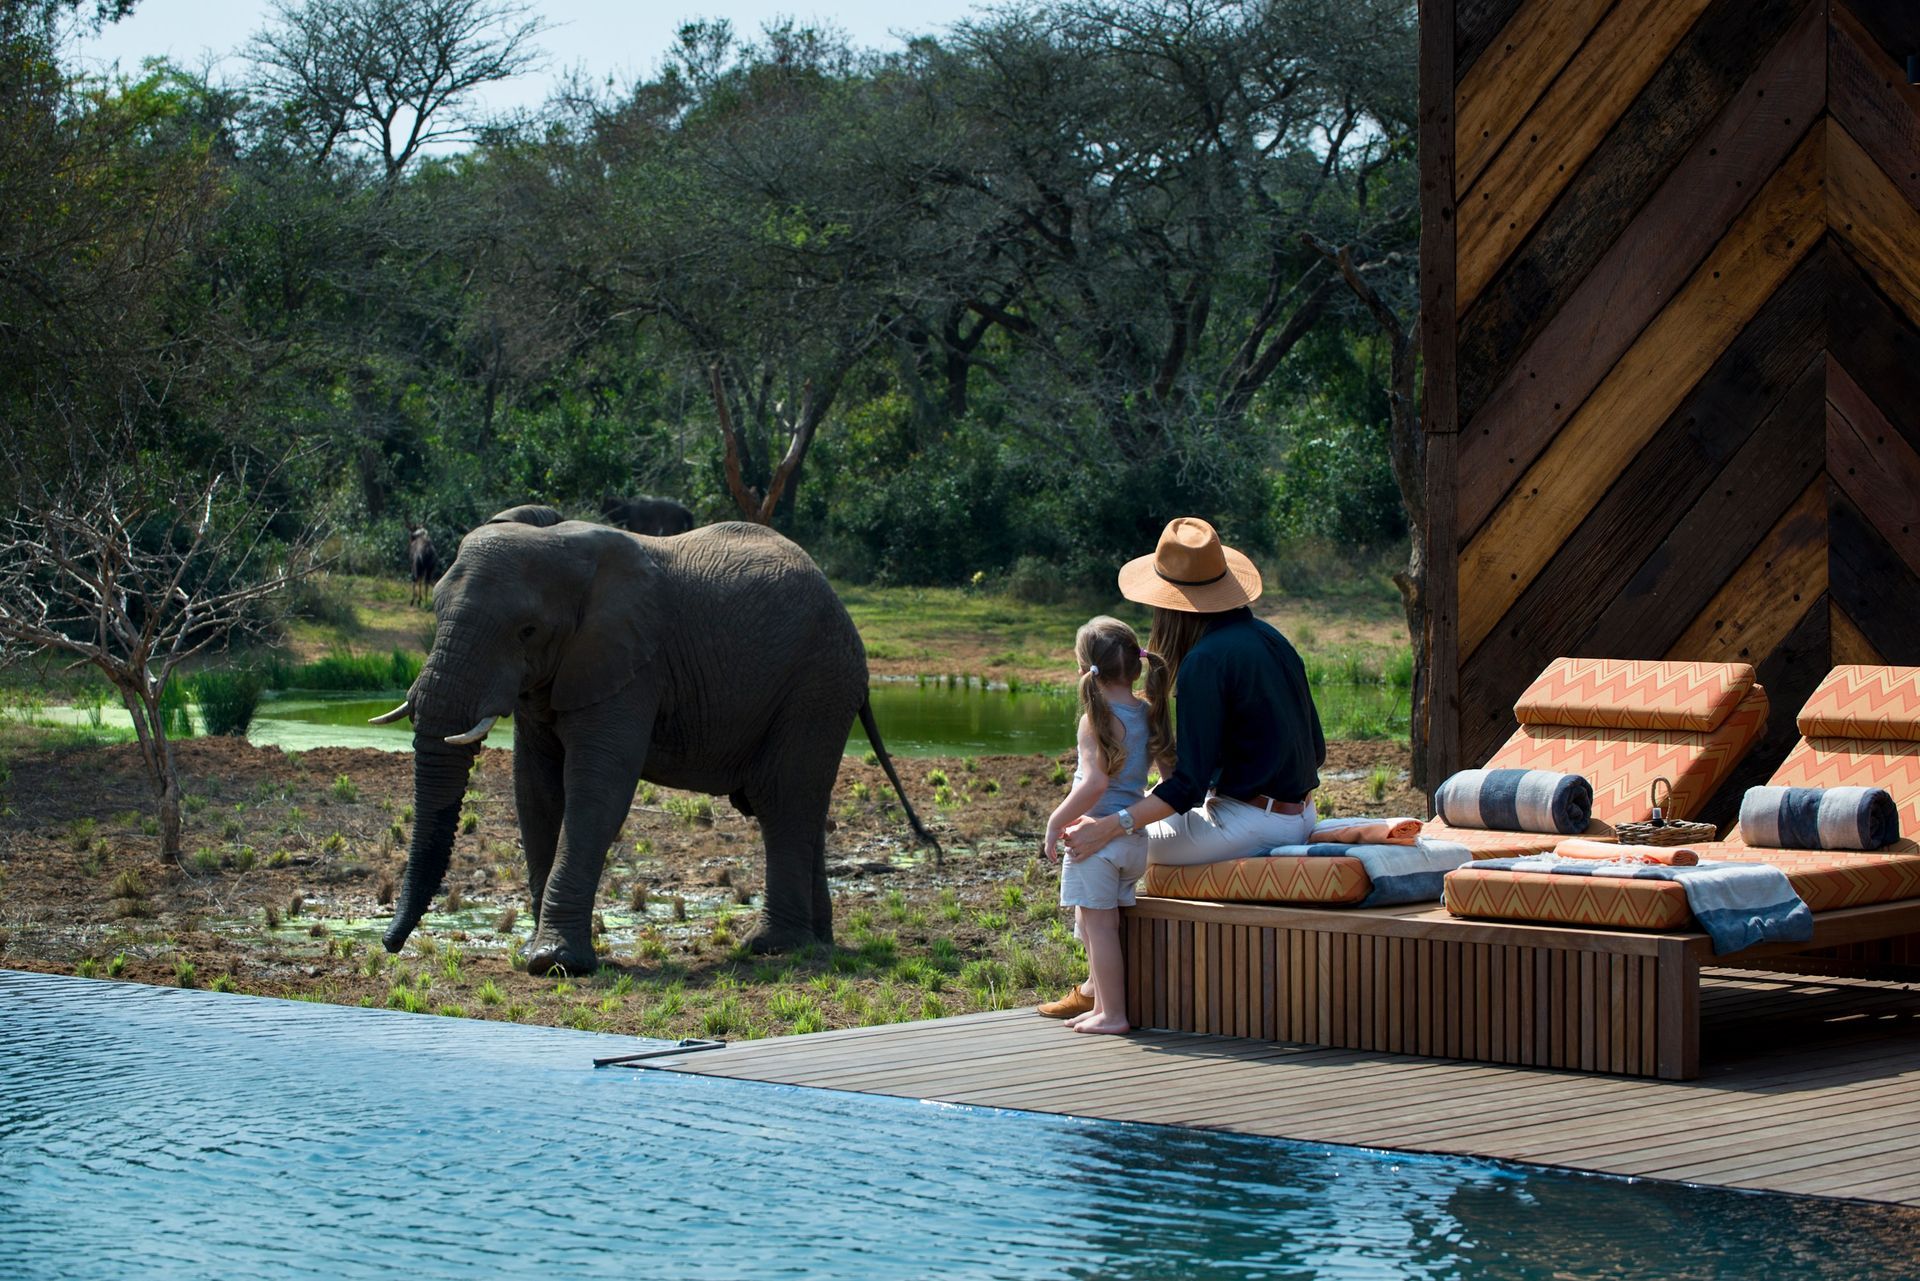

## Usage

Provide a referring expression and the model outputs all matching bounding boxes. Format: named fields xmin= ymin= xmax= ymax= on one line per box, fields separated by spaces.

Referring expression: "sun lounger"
xmin=1445 ymin=666 xmax=1920 ymax=945
xmin=1138 ymin=657 xmax=1770 ymax=906
xmin=1120 ymin=659 xmax=1775 ymax=1078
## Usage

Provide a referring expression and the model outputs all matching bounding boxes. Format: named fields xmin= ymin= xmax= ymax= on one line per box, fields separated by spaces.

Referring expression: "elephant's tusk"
xmin=368 ymin=700 xmax=413 ymax=725
xmin=444 ymin=715 xmax=498 ymax=746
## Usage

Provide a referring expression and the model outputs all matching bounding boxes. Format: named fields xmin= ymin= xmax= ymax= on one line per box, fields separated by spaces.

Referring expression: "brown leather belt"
xmin=1210 ymin=789 xmax=1308 ymax=815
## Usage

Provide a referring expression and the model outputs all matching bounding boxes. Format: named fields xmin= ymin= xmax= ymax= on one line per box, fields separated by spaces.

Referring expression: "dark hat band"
xmin=1155 ymin=565 xmax=1229 ymax=588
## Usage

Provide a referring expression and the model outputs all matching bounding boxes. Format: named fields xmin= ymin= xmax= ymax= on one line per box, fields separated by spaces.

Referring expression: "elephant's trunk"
xmin=384 ymin=734 xmax=477 ymax=953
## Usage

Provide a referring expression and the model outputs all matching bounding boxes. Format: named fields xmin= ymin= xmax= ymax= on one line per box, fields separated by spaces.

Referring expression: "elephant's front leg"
xmin=512 ymin=715 xmax=565 ymax=927
xmin=524 ymin=738 xmax=645 ymax=976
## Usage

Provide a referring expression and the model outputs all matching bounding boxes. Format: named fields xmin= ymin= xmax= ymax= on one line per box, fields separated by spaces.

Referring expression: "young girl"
xmin=1042 ymin=616 xmax=1172 ymax=1035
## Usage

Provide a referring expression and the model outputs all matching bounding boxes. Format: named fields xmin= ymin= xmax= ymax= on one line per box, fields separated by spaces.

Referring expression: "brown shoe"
xmin=1037 ymin=988 xmax=1095 ymax=1019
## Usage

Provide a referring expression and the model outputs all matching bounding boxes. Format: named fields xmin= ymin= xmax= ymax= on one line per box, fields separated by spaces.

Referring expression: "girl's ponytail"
xmin=1075 ymin=617 xmax=1140 ymax=777
xmin=1080 ymin=662 xmax=1126 ymax=777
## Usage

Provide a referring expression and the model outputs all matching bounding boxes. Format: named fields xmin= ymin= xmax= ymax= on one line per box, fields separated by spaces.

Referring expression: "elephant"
xmin=407 ymin=527 xmax=439 ymax=607
xmin=372 ymin=506 xmax=935 ymax=975
xmin=601 ymin=494 xmax=696 ymax=537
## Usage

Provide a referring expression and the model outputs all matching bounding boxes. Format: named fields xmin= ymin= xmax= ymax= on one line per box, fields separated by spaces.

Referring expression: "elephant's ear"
xmin=552 ymin=529 xmax=660 ymax=713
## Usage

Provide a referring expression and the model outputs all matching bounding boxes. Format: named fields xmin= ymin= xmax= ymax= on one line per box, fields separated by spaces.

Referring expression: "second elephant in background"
xmin=602 ymin=495 xmax=695 ymax=536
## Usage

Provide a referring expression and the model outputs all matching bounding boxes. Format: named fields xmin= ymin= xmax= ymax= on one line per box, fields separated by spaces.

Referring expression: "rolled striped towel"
xmin=1435 ymin=768 xmax=1591 ymax=835
xmin=1738 ymin=786 xmax=1900 ymax=851
xmin=1551 ymin=837 xmax=1698 ymax=866
xmin=1309 ymin=817 xmax=1422 ymax=846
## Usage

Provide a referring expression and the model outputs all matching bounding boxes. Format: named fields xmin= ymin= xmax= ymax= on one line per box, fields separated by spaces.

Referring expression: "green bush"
xmin=283 ymin=575 xmax=360 ymax=630
xmin=157 ymin=677 xmax=195 ymax=739
xmin=193 ymin=669 xmax=265 ymax=736
xmin=266 ymin=649 xmax=422 ymax=692
xmin=1270 ymin=417 xmax=1405 ymax=546
xmin=1005 ymin=555 xmax=1065 ymax=605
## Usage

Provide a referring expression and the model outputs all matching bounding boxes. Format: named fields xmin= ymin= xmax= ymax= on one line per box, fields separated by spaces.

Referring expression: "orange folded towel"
xmin=1551 ymin=838 xmax=1699 ymax=866
xmin=1310 ymin=817 xmax=1422 ymax=846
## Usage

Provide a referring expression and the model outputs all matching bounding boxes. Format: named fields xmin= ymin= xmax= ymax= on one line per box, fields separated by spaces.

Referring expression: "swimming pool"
xmin=2 ymin=971 xmax=1913 ymax=1279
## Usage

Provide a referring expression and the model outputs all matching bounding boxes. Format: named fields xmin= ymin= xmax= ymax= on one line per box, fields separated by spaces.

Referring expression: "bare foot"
xmin=1070 ymin=1015 xmax=1130 ymax=1035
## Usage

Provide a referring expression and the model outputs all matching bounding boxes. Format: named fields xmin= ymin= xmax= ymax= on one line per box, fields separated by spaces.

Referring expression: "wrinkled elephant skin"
xmin=383 ymin=512 xmax=924 ymax=976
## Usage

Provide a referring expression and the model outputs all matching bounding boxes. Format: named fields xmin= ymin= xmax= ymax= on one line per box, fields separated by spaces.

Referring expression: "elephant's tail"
xmin=858 ymin=699 xmax=943 ymax=868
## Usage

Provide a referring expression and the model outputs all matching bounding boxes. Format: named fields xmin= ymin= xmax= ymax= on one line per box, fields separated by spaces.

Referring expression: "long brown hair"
xmin=1144 ymin=606 xmax=1213 ymax=775
xmin=1076 ymin=616 xmax=1156 ymax=777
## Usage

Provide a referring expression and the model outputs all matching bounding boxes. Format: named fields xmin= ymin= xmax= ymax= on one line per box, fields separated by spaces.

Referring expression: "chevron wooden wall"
xmin=1419 ymin=0 xmax=1920 ymax=822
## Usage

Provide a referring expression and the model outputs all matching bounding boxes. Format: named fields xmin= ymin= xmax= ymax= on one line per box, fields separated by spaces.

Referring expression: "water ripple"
xmin=2 ymin=971 xmax=1915 ymax=1280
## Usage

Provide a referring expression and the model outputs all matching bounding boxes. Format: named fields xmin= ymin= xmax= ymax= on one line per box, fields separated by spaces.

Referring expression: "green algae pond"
xmin=11 ymin=674 xmax=1408 ymax=757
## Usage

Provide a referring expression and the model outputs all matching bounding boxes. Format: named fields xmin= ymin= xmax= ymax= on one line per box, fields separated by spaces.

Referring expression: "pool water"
xmin=3 ymin=972 xmax=1914 ymax=1280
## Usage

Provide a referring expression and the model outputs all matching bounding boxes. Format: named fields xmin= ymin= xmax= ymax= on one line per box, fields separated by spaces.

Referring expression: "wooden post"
xmin=1654 ymin=938 xmax=1701 ymax=1081
xmin=1417 ymin=0 xmax=1460 ymax=791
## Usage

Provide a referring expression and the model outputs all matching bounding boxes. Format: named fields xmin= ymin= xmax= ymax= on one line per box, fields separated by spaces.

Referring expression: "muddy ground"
xmin=0 ymin=735 xmax=1421 ymax=1041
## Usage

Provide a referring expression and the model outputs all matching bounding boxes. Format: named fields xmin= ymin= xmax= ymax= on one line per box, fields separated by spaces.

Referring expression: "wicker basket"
xmin=1613 ymin=778 xmax=1716 ymax=846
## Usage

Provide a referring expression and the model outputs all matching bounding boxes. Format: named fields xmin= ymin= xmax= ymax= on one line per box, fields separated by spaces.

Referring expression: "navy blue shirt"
xmin=1150 ymin=609 xmax=1326 ymax=815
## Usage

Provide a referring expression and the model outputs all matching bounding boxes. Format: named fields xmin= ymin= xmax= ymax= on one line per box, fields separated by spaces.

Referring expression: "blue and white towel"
xmin=1738 ymin=785 xmax=1900 ymax=851
xmin=1474 ymin=855 xmax=1814 ymax=956
xmin=1435 ymin=768 xmax=1592 ymax=835
xmin=1260 ymin=838 xmax=1474 ymax=908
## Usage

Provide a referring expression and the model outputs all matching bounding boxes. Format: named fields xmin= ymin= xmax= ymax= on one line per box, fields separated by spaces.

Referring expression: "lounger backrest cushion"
xmin=1512 ymin=657 xmax=1756 ymax=732
xmin=1724 ymin=738 xmax=1920 ymax=853
xmin=1485 ymin=681 xmax=1769 ymax=825
xmin=1717 ymin=667 xmax=1920 ymax=850
xmin=1794 ymin=666 xmax=1920 ymax=740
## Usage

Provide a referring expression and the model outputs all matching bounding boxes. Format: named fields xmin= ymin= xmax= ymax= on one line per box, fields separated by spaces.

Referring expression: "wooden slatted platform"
xmin=645 ymin=969 xmax=1920 ymax=1206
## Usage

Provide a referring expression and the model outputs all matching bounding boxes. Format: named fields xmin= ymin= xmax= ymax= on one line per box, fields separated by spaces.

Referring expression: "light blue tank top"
xmin=1075 ymin=700 xmax=1152 ymax=818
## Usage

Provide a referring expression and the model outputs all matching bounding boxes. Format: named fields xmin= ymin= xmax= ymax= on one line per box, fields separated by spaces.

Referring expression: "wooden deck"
xmin=643 ymin=968 xmax=1920 ymax=1206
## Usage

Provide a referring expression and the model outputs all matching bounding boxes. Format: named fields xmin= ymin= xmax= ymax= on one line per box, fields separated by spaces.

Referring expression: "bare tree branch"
xmin=0 ymin=453 xmax=324 ymax=859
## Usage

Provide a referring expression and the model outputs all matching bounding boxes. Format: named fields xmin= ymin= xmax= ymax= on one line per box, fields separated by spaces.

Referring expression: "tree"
xmin=494 ymin=21 xmax=925 ymax=526
xmin=0 ymin=454 xmax=319 ymax=860
xmin=0 ymin=5 xmax=228 ymax=486
xmin=901 ymin=0 xmax=1417 ymax=463
xmin=248 ymin=0 xmax=544 ymax=182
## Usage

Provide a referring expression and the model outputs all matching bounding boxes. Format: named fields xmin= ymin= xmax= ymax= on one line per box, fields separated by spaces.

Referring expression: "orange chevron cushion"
xmin=1795 ymin=666 xmax=1920 ymax=741
xmin=1140 ymin=856 xmax=1372 ymax=904
xmin=1444 ymin=847 xmax=1920 ymax=930
xmin=1137 ymin=827 xmax=1574 ymax=905
xmin=1722 ymin=738 xmax=1920 ymax=849
xmin=1444 ymin=867 xmax=1694 ymax=930
xmin=1711 ymin=846 xmax=1920 ymax=912
xmin=1513 ymin=658 xmax=1755 ymax=733
xmin=1484 ymin=685 xmax=1767 ymax=824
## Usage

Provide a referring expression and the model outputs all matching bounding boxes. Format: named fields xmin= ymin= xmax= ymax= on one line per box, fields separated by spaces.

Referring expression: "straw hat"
xmin=1117 ymin=517 xmax=1262 ymax=613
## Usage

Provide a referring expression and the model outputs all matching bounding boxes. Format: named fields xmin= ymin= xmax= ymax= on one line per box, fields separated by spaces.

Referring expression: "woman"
xmin=1040 ymin=517 xmax=1324 ymax=1019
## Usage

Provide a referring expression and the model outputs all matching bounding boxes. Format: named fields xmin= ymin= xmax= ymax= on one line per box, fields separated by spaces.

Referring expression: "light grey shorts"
xmin=1059 ymin=831 xmax=1150 ymax=910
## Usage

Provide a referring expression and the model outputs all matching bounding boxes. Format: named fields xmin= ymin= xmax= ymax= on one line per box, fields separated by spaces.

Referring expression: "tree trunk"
xmin=1299 ymin=235 xmax=1432 ymax=792
xmin=1394 ymin=537 xmax=1432 ymax=796
xmin=118 ymin=676 xmax=185 ymax=862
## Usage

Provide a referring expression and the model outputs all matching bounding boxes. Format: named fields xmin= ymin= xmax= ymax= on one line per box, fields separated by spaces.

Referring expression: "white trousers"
xmin=1146 ymin=796 xmax=1319 ymax=867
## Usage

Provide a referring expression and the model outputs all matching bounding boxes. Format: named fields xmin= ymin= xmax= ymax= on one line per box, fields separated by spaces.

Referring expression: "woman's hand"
xmin=1043 ymin=822 xmax=1064 ymax=864
xmin=1061 ymin=813 xmax=1118 ymax=860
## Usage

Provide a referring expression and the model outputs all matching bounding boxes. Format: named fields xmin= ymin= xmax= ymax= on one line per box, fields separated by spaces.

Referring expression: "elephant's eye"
xmin=519 ymin=625 xmax=537 ymax=641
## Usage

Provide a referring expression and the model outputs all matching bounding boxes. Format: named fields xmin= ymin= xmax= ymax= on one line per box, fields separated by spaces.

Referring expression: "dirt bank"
xmin=0 ymin=735 xmax=1421 ymax=1039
